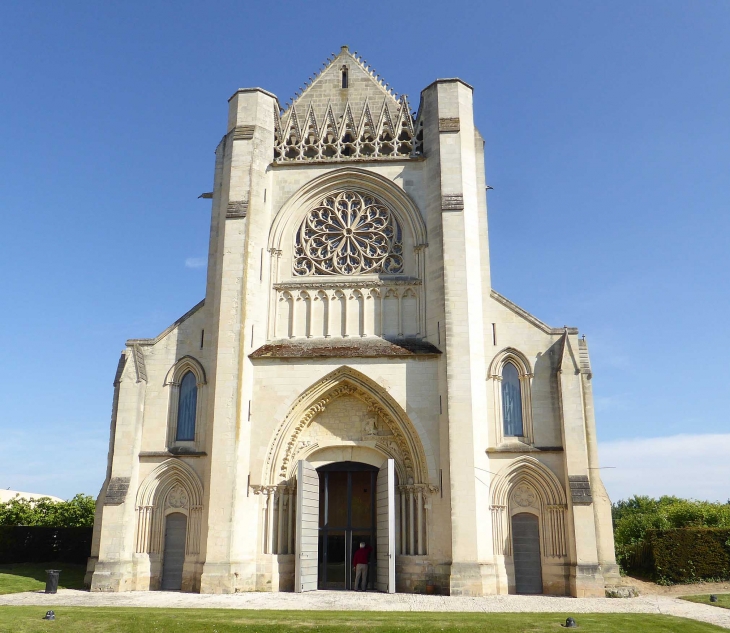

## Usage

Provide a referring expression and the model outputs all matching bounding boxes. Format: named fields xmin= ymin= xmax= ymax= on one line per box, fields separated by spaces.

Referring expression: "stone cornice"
xmin=274 ymin=276 xmax=421 ymax=291
xmin=139 ymin=451 xmax=208 ymax=459
xmin=126 ymin=300 xmax=205 ymax=347
xmin=490 ymin=290 xmax=578 ymax=336
xmin=271 ymin=155 xmax=425 ymax=167
xmin=486 ymin=445 xmax=564 ymax=454
xmin=421 ymin=77 xmax=474 ymax=93
xmin=250 ymin=337 xmax=441 ymax=359
xmin=228 ymin=87 xmax=278 ymax=102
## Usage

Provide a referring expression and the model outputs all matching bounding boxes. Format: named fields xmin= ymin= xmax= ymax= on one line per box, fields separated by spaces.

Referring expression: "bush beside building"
xmin=614 ymin=495 xmax=730 ymax=584
xmin=0 ymin=494 xmax=94 ymax=565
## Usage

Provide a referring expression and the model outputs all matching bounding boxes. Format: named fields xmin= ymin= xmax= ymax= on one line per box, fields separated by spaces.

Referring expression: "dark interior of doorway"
xmin=317 ymin=461 xmax=378 ymax=590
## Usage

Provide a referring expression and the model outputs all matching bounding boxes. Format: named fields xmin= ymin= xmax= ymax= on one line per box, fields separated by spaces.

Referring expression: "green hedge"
xmin=648 ymin=527 xmax=730 ymax=584
xmin=0 ymin=526 xmax=92 ymax=565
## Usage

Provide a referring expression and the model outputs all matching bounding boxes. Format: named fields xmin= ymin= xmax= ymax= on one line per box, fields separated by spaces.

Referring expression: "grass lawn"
xmin=0 ymin=609 xmax=725 ymax=633
xmin=682 ymin=593 xmax=730 ymax=610
xmin=0 ymin=563 xmax=86 ymax=595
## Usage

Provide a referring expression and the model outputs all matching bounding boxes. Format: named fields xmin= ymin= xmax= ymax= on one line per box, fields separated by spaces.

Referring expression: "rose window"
xmin=167 ymin=484 xmax=189 ymax=509
xmin=294 ymin=191 xmax=404 ymax=276
xmin=512 ymin=483 xmax=537 ymax=508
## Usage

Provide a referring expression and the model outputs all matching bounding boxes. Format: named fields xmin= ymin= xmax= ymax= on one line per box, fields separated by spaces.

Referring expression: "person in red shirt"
xmin=352 ymin=541 xmax=372 ymax=591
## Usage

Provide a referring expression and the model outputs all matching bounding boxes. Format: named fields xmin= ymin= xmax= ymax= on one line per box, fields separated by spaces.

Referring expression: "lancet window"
xmin=489 ymin=349 xmax=534 ymax=446
xmin=501 ymin=362 xmax=523 ymax=437
xmin=176 ymin=371 xmax=197 ymax=441
xmin=293 ymin=191 xmax=403 ymax=276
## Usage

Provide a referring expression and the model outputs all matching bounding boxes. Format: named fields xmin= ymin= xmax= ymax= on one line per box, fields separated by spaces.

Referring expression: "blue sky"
xmin=1 ymin=1 xmax=728 ymax=502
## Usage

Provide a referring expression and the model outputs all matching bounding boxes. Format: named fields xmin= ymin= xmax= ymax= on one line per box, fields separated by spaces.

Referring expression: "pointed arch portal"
xmin=134 ymin=459 xmax=204 ymax=559
xmin=260 ymin=366 xmax=434 ymax=593
xmin=490 ymin=456 xmax=568 ymax=561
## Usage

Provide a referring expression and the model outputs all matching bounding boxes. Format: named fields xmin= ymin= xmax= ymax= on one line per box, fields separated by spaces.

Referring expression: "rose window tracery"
xmin=293 ymin=191 xmax=403 ymax=276
xmin=167 ymin=484 xmax=189 ymax=509
xmin=512 ymin=483 xmax=537 ymax=508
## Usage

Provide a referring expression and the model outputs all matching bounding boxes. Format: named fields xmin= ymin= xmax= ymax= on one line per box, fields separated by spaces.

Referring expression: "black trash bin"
xmin=45 ymin=570 xmax=61 ymax=594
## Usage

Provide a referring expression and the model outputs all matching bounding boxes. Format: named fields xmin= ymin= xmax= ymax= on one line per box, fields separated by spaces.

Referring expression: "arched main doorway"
xmin=295 ymin=456 xmax=396 ymax=593
xmin=264 ymin=367 xmax=434 ymax=593
xmin=317 ymin=462 xmax=378 ymax=590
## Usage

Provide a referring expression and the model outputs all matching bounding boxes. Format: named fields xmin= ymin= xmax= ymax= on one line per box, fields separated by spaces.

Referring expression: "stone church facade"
xmin=87 ymin=46 xmax=618 ymax=597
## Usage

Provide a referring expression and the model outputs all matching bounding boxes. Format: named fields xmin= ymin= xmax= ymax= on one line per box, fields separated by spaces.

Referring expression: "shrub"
xmin=649 ymin=528 xmax=730 ymax=584
xmin=0 ymin=526 xmax=92 ymax=564
xmin=613 ymin=495 xmax=730 ymax=583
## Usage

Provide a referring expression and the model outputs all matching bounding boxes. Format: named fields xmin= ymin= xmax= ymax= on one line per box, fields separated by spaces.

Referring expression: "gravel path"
xmin=1 ymin=589 xmax=729 ymax=629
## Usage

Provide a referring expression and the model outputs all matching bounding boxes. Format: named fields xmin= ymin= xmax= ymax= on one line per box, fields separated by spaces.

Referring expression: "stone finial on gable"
xmin=556 ymin=328 xmax=580 ymax=375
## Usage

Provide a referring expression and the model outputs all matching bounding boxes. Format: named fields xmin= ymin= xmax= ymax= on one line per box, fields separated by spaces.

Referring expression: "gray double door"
xmin=511 ymin=512 xmax=543 ymax=594
xmin=295 ymin=459 xmax=395 ymax=593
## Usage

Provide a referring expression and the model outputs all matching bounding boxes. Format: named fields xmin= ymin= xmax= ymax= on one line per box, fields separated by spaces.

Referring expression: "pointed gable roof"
xmin=274 ymin=46 xmax=418 ymax=164
xmin=282 ymin=45 xmax=400 ymax=119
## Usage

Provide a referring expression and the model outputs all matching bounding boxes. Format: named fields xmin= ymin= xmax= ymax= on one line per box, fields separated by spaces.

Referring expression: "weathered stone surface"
xmin=441 ymin=193 xmax=464 ymax=211
xmin=605 ymin=585 xmax=639 ymax=598
xmin=438 ymin=117 xmax=460 ymax=132
xmin=569 ymin=475 xmax=594 ymax=504
xmin=103 ymin=478 xmax=130 ymax=506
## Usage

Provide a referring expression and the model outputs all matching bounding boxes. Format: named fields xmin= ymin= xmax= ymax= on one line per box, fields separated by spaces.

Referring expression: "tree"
xmin=0 ymin=494 xmax=95 ymax=527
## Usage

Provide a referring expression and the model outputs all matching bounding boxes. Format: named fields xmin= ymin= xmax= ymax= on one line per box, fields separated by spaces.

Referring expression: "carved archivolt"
xmin=163 ymin=355 xmax=207 ymax=387
xmin=488 ymin=347 xmax=533 ymax=379
xmin=263 ymin=366 xmax=432 ymax=487
xmin=490 ymin=456 xmax=568 ymax=559
xmin=135 ymin=459 xmax=203 ymax=557
xmin=293 ymin=190 xmax=403 ymax=276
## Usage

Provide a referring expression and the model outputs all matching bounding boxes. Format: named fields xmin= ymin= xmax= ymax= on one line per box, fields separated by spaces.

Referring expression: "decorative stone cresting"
xmin=293 ymin=190 xmax=403 ymax=276
xmin=275 ymin=98 xmax=417 ymax=162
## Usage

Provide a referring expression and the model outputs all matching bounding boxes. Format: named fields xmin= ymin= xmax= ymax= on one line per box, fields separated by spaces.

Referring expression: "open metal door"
xmin=376 ymin=458 xmax=395 ymax=593
xmin=295 ymin=460 xmax=319 ymax=592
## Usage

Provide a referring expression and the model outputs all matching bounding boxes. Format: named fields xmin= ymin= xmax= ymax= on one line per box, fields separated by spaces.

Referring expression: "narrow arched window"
xmin=341 ymin=67 xmax=348 ymax=89
xmin=502 ymin=362 xmax=523 ymax=437
xmin=176 ymin=371 xmax=197 ymax=441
